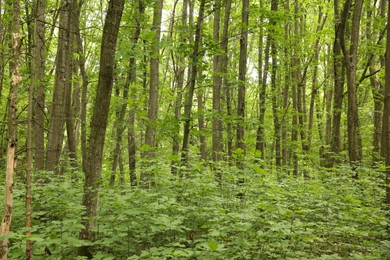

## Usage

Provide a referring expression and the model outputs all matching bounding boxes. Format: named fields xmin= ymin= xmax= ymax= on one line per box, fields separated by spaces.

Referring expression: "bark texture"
xmin=78 ymin=0 xmax=125 ymax=257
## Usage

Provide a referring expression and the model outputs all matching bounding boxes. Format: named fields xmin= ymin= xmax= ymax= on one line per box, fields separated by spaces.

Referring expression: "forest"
xmin=0 ymin=0 xmax=390 ymax=258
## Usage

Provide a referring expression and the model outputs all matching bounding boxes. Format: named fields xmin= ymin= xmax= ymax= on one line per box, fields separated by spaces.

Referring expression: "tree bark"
xmin=78 ymin=0 xmax=124 ymax=257
xmin=65 ymin=0 xmax=79 ymax=170
xmin=329 ymin=0 xmax=347 ymax=167
xmin=212 ymin=0 xmax=222 ymax=166
xmin=367 ymin=0 xmax=385 ymax=164
xmin=255 ymin=0 xmax=268 ymax=161
xmin=382 ymin=0 xmax=390 ymax=204
xmin=30 ymin=0 xmax=46 ymax=171
xmin=221 ymin=0 xmax=232 ymax=161
xmin=344 ymin=0 xmax=363 ymax=167
xmin=236 ymin=0 xmax=249 ymax=156
xmin=46 ymin=0 xmax=73 ymax=172
xmin=181 ymin=0 xmax=205 ymax=165
xmin=171 ymin=0 xmax=188 ymax=174
xmin=270 ymin=0 xmax=281 ymax=167
xmin=142 ymin=0 xmax=163 ymax=186
xmin=110 ymin=0 xmax=143 ymax=186
xmin=197 ymin=71 xmax=207 ymax=162
xmin=0 ymin=1 xmax=19 ymax=257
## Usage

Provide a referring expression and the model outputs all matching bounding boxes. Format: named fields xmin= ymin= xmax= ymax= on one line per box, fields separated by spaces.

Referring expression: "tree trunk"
xmin=31 ymin=0 xmax=46 ymax=171
xmin=76 ymin=25 xmax=89 ymax=175
xmin=46 ymin=0 xmax=73 ymax=172
xmin=367 ymin=1 xmax=385 ymax=164
xmin=181 ymin=0 xmax=205 ymax=165
xmin=0 ymin=1 xmax=19 ymax=257
xmin=255 ymin=0 xmax=268 ymax=161
xmin=78 ymin=0 xmax=124 ymax=257
xmin=142 ymin=0 xmax=163 ymax=186
xmin=236 ymin=0 xmax=249 ymax=156
xmin=270 ymin=0 xmax=281 ymax=167
xmin=197 ymin=71 xmax=207 ymax=162
xmin=212 ymin=0 xmax=222 ymax=166
xmin=307 ymin=9 xmax=326 ymax=152
xmin=344 ymin=0 xmax=363 ymax=167
xmin=329 ymin=0 xmax=347 ymax=167
xmin=171 ymin=0 xmax=187 ymax=174
xmin=0 ymin=0 xmax=3 ymax=101
xmin=382 ymin=0 xmax=390 ymax=204
xmin=110 ymin=0 xmax=143 ymax=186
xmin=221 ymin=0 xmax=232 ymax=161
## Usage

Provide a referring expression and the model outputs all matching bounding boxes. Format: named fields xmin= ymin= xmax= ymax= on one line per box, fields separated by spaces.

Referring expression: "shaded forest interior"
xmin=0 ymin=0 xmax=390 ymax=258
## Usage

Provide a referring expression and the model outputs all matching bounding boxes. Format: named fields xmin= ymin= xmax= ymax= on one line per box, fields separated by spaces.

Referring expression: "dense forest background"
xmin=0 ymin=0 xmax=390 ymax=258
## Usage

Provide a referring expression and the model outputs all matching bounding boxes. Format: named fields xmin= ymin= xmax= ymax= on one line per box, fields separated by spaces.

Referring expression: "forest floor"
xmin=3 ymin=163 xmax=390 ymax=259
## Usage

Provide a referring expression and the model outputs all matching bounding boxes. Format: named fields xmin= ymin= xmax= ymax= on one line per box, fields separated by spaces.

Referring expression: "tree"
xmin=343 ymin=0 xmax=363 ymax=168
xmin=329 ymin=0 xmax=346 ymax=167
xmin=142 ymin=0 xmax=164 ymax=186
xmin=78 ymin=0 xmax=125 ymax=256
xmin=181 ymin=0 xmax=205 ymax=165
xmin=382 ymin=0 xmax=390 ymax=204
xmin=171 ymin=0 xmax=188 ymax=174
xmin=45 ymin=0 xmax=74 ymax=172
xmin=31 ymin=0 xmax=46 ymax=171
xmin=212 ymin=0 xmax=222 ymax=167
xmin=236 ymin=0 xmax=249 ymax=157
xmin=110 ymin=0 xmax=144 ymax=186
xmin=0 ymin=0 xmax=19 ymax=257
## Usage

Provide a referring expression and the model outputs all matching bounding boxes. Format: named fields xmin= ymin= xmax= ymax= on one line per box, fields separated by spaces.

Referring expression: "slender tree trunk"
xmin=281 ymin=2 xmax=290 ymax=167
xmin=76 ymin=26 xmax=89 ymax=174
xmin=368 ymin=1 xmax=385 ymax=164
xmin=46 ymin=0 xmax=73 ymax=172
xmin=78 ymin=0 xmax=124 ymax=257
xmin=255 ymin=0 xmax=268 ymax=161
xmin=65 ymin=0 xmax=79 ymax=170
xmin=329 ymin=0 xmax=347 ymax=167
xmin=307 ymin=9 xmax=326 ymax=152
xmin=221 ymin=0 xmax=232 ymax=161
xmin=212 ymin=0 xmax=222 ymax=166
xmin=0 ymin=1 xmax=19 ymax=257
xmin=0 ymin=0 xmax=3 ymax=101
xmin=181 ymin=0 xmax=205 ymax=165
xmin=270 ymin=0 xmax=281 ymax=167
xmin=143 ymin=0 xmax=163 ymax=186
xmin=324 ymin=44 xmax=333 ymax=161
xmin=382 ymin=0 xmax=390 ymax=204
xmin=31 ymin=0 xmax=46 ymax=171
xmin=236 ymin=0 xmax=249 ymax=156
xmin=344 ymin=0 xmax=363 ymax=167
xmin=197 ymin=71 xmax=207 ymax=161
xmin=171 ymin=0 xmax=187 ymax=174
xmin=110 ymin=0 xmax=143 ymax=186
xmin=128 ymin=0 xmax=144 ymax=186
xmin=26 ymin=43 xmax=33 ymax=260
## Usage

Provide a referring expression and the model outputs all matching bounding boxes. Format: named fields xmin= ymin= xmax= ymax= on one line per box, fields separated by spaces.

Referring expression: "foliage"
xmin=2 ymin=164 xmax=389 ymax=259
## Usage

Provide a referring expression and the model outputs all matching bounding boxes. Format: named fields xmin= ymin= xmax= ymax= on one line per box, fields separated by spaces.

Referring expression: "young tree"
xmin=110 ymin=0 xmax=144 ymax=186
xmin=78 ymin=0 xmax=125 ymax=256
xmin=31 ymin=0 xmax=46 ymax=171
xmin=271 ymin=0 xmax=281 ymax=167
xmin=212 ymin=0 xmax=222 ymax=166
xmin=46 ymin=0 xmax=74 ymax=172
xmin=382 ymin=0 xmax=390 ymax=204
xmin=0 ymin=0 xmax=20 ymax=257
xmin=171 ymin=0 xmax=188 ymax=174
xmin=329 ymin=0 xmax=347 ymax=167
xmin=236 ymin=0 xmax=249 ymax=156
xmin=344 ymin=0 xmax=363 ymax=167
xmin=143 ymin=0 xmax=164 ymax=185
xmin=181 ymin=0 xmax=205 ymax=165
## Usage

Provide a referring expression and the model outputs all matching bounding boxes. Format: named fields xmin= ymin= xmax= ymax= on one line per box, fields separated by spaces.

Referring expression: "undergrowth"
xmin=1 ymin=163 xmax=390 ymax=259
